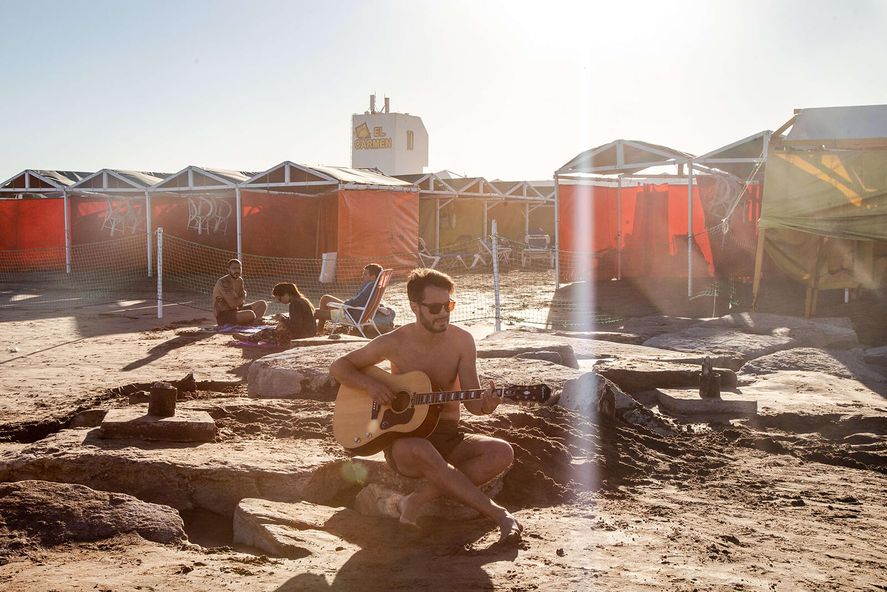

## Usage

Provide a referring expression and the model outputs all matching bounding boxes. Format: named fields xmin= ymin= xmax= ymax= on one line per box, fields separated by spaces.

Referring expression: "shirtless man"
xmin=329 ymin=268 xmax=522 ymax=543
xmin=212 ymin=259 xmax=267 ymax=326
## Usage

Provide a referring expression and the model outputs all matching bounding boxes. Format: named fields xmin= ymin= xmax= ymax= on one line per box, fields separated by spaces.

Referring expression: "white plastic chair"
xmin=417 ymin=238 xmax=441 ymax=269
xmin=101 ymin=197 xmax=126 ymax=236
xmin=212 ymin=198 xmax=232 ymax=234
xmin=187 ymin=197 xmax=213 ymax=234
xmin=521 ymin=234 xmax=554 ymax=267
xmin=478 ymin=237 xmax=512 ymax=266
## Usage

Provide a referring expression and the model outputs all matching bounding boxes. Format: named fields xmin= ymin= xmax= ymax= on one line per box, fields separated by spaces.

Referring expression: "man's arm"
xmin=215 ymin=277 xmax=243 ymax=310
xmin=235 ymin=278 xmax=246 ymax=306
xmin=457 ymin=330 xmax=498 ymax=416
xmin=343 ymin=282 xmax=373 ymax=308
xmin=329 ymin=334 xmax=397 ymax=405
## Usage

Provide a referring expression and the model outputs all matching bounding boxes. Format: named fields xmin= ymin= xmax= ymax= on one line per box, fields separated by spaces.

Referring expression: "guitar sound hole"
xmin=390 ymin=392 xmax=411 ymax=413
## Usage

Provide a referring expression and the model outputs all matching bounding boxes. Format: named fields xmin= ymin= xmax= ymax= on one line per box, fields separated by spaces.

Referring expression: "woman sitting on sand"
xmin=270 ymin=282 xmax=317 ymax=342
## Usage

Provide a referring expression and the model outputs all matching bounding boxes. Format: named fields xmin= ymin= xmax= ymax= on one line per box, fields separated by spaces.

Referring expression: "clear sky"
xmin=1 ymin=0 xmax=886 ymax=182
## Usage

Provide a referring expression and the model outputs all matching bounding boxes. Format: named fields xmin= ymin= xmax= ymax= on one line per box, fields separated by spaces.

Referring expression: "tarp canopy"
xmin=0 ymin=169 xmax=92 ymax=196
xmin=240 ymin=162 xmax=418 ymax=265
xmin=755 ymin=104 xmax=887 ymax=300
xmin=760 ymin=149 xmax=887 ymax=241
xmin=152 ymin=166 xmax=253 ymax=191
xmin=557 ymin=139 xmax=693 ymax=176
xmin=782 ymin=104 xmax=887 ymax=150
xmin=694 ymin=131 xmax=771 ymax=181
xmin=71 ymin=169 xmax=169 ymax=192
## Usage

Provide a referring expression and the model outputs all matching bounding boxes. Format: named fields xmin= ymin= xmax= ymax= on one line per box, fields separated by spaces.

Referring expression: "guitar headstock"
xmin=502 ymin=384 xmax=551 ymax=404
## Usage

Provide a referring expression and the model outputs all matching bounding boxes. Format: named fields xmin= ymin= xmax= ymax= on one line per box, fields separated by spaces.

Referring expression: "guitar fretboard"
xmin=413 ymin=389 xmax=506 ymax=406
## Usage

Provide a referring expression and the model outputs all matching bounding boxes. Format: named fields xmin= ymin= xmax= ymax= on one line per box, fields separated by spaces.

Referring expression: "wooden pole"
xmin=751 ymin=228 xmax=767 ymax=311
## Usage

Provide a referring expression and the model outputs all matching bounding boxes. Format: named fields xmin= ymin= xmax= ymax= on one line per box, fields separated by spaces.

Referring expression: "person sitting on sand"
xmin=271 ymin=282 xmax=316 ymax=341
xmin=329 ymin=268 xmax=522 ymax=544
xmin=315 ymin=262 xmax=389 ymax=334
xmin=212 ymin=258 xmax=267 ymax=326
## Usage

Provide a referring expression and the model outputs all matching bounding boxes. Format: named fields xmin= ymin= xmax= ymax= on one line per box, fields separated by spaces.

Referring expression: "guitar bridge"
xmin=371 ymin=400 xmax=379 ymax=420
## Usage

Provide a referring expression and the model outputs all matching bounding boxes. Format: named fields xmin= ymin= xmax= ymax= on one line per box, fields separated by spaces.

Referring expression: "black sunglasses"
xmin=418 ymin=299 xmax=456 ymax=314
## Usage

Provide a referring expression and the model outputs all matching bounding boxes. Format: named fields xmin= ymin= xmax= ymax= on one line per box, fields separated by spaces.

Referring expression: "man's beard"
xmin=418 ymin=314 xmax=447 ymax=334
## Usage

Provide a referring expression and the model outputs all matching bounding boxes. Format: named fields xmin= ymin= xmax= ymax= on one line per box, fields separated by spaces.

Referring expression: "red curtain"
xmin=337 ymin=189 xmax=419 ymax=280
xmin=558 ymin=181 xmax=715 ymax=283
xmin=0 ymin=198 xmax=66 ymax=269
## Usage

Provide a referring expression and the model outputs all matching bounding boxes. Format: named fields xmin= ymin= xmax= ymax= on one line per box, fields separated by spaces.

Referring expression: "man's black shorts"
xmin=216 ymin=306 xmax=250 ymax=325
xmin=383 ymin=420 xmax=479 ymax=476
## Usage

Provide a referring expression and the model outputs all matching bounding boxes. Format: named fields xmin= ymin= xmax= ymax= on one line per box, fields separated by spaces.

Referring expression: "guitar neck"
xmin=413 ymin=388 xmax=505 ymax=407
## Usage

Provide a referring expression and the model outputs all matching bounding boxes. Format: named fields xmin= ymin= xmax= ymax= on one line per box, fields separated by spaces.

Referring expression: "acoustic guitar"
xmin=333 ymin=366 xmax=551 ymax=456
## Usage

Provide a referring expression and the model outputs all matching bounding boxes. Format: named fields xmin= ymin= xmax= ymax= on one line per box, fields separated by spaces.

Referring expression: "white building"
xmin=351 ymin=95 xmax=428 ymax=176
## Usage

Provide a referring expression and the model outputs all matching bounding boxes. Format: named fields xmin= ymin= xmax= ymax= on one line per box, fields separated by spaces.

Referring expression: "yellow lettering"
xmin=353 ymin=137 xmax=393 ymax=150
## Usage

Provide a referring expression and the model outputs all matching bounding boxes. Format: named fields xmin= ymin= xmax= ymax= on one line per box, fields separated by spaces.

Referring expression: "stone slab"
xmin=482 ymin=329 xmax=708 ymax=364
xmin=701 ymin=313 xmax=858 ymax=348
xmin=99 ymin=407 xmax=217 ymax=442
xmin=247 ymin=342 xmax=367 ymax=399
xmin=640 ymin=313 xmax=860 ymax=370
xmin=233 ymin=498 xmax=359 ymax=559
xmin=593 ymin=359 xmax=737 ymax=394
xmin=656 ymin=389 xmax=758 ymax=416
xmin=0 ymin=424 xmax=350 ymax=515
xmin=249 ymin=341 xmax=585 ymax=403
xmin=739 ymin=347 xmax=887 ymax=384
xmin=477 ymin=333 xmax=579 ymax=368
xmin=732 ymin=371 xmax=887 ymax=417
xmin=0 ymin=480 xmax=186 ymax=549
xmin=864 ymin=345 xmax=887 ymax=367
xmin=643 ymin=327 xmax=792 ymax=370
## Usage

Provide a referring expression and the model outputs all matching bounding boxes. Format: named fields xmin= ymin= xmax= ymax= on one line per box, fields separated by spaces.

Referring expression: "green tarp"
xmin=760 ymin=149 xmax=887 ymax=289
xmin=760 ymin=149 xmax=887 ymax=240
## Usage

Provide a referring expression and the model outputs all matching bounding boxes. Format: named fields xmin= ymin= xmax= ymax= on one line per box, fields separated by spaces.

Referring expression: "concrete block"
xmin=99 ymin=406 xmax=217 ymax=442
xmin=656 ymin=389 xmax=757 ymax=416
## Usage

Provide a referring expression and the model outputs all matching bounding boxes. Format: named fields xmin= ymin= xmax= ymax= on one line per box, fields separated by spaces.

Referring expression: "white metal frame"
xmin=410 ymin=172 xmax=556 ymax=253
xmin=1 ymin=170 xmax=89 ymax=275
xmin=556 ymin=139 xmax=699 ymax=294
xmin=70 ymin=169 xmax=167 ymax=276
xmin=150 ymin=166 xmax=251 ymax=259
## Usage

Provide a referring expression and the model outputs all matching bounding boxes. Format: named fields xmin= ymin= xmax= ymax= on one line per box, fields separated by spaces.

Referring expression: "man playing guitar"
xmin=330 ymin=268 xmax=523 ymax=543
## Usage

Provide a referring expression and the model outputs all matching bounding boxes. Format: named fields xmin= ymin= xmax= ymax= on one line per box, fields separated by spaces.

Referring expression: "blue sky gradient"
xmin=2 ymin=0 xmax=886 ymax=181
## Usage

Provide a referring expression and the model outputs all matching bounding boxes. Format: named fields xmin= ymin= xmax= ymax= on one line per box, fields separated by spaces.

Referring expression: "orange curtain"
xmin=558 ymin=181 xmax=714 ymax=282
xmin=0 ymin=198 xmax=67 ymax=269
xmin=337 ymin=189 xmax=419 ymax=279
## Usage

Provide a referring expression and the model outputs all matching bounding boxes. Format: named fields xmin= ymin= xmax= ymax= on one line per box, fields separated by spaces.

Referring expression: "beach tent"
xmin=242 ymin=162 xmax=418 ymax=280
xmin=399 ymin=172 xmax=555 ymax=253
xmin=753 ymin=104 xmax=887 ymax=315
xmin=149 ymin=166 xmax=252 ymax=255
xmin=693 ymin=131 xmax=771 ymax=280
xmin=0 ymin=169 xmax=91 ymax=271
xmin=68 ymin=169 xmax=169 ymax=274
xmin=555 ymin=140 xmax=714 ymax=294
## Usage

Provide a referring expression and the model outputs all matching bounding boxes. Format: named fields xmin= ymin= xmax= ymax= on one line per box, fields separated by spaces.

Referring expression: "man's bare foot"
xmin=498 ymin=512 xmax=523 ymax=543
xmin=397 ymin=492 xmax=421 ymax=528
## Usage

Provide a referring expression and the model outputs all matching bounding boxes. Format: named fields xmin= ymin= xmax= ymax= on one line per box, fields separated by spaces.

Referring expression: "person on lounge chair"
xmin=212 ymin=258 xmax=267 ymax=326
xmin=315 ymin=263 xmax=393 ymax=335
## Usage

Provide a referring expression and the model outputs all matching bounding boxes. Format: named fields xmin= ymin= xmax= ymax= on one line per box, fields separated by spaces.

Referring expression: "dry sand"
xmin=1 ymin=277 xmax=886 ymax=591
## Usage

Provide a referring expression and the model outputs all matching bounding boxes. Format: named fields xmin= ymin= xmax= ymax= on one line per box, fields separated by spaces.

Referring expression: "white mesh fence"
xmin=158 ymin=232 xmax=571 ymax=328
xmin=0 ymin=235 xmax=151 ymax=310
xmin=0 ymin=230 xmax=628 ymax=330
